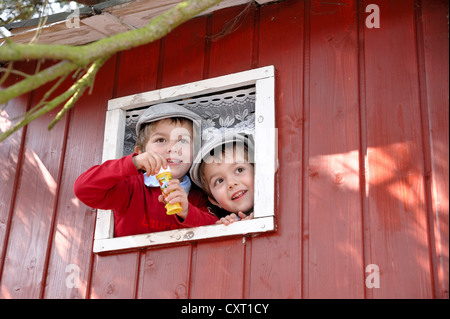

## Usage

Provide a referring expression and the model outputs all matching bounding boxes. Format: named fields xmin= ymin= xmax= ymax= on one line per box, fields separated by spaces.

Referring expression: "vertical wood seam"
xmin=0 ymin=87 xmax=33 ymax=289
xmin=85 ymin=229 xmax=96 ymax=299
xmin=357 ymin=0 xmax=369 ymax=300
xmin=156 ymin=37 xmax=166 ymax=90
xmin=187 ymin=243 xmax=197 ymax=298
xmin=203 ymin=14 xmax=213 ymax=79
xmin=301 ymin=0 xmax=311 ymax=300
xmin=243 ymin=3 xmax=260 ymax=298
xmin=251 ymin=2 xmax=260 ymax=69
xmin=39 ymin=106 xmax=73 ymax=299
xmin=112 ymin=52 xmax=122 ymax=99
xmin=134 ymin=250 xmax=142 ymax=299
xmin=413 ymin=0 xmax=438 ymax=299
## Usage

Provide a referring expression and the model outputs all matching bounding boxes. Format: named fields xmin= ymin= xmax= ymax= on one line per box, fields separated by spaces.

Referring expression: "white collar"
xmin=143 ymin=173 xmax=191 ymax=195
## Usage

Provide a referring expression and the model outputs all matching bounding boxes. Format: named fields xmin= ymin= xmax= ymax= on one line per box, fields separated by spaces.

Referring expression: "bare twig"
xmin=24 ymin=71 xmax=71 ymax=117
xmin=30 ymin=0 xmax=50 ymax=44
xmin=0 ymin=66 xmax=31 ymax=80
xmin=0 ymin=0 xmax=224 ymax=142
xmin=0 ymin=0 xmax=223 ymax=65
xmin=0 ymin=62 xmax=14 ymax=87
xmin=48 ymin=56 xmax=108 ymax=130
xmin=0 ymin=61 xmax=78 ymax=105
xmin=0 ymin=57 xmax=106 ymax=141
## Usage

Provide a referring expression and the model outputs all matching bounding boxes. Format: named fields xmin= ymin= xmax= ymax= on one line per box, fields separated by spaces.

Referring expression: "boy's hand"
xmin=158 ymin=179 xmax=189 ymax=220
xmin=216 ymin=211 xmax=254 ymax=226
xmin=132 ymin=151 xmax=167 ymax=176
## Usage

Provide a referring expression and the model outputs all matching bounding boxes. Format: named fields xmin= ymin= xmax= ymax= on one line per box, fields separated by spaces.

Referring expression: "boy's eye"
xmin=179 ymin=138 xmax=190 ymax=144
xmin=214 ymin=178 xmax=224 ymax=186
xmin=155 ymin=138 xmax=166 ymax=143
xmin=235 ymin=167 xmax=244 ymax=174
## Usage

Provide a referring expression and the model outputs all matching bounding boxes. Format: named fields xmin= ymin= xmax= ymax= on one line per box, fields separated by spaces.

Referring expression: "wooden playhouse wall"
xmin=0 ymin=0 xmax=448 ymax=298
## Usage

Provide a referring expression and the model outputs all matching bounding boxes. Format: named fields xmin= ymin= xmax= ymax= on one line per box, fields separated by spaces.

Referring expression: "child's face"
xmin=203 ymin=151 xmax=254 ymax=214
xmin=142 ymin=119 xmax=194 ymax=179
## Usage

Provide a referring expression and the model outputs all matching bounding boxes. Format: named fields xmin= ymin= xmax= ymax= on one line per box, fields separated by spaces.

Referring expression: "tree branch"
xmin=0 ymin=0 xmax=223 ymax=65
xmin=0 ymin=56 xmax=108 ymax=141
xmin=0 ymin=61 xmax=78 ymax=105
xmin=47 ymin=56 xmax=108 ymax=130
xmin=0 ymin=0 xmax=224 ymax=142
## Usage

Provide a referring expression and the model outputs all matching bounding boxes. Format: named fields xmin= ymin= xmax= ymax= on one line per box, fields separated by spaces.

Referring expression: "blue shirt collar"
xmin=143 ymin=173 xmax=191 ymax=195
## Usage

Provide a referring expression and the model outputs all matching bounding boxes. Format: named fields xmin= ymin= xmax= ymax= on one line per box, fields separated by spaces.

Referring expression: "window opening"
xmin=93 ymin=66 xmax=276 ymax=253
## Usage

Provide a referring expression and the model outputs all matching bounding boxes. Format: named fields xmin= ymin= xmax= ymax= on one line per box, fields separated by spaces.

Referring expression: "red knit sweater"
xmin=74 ymin=153 xmax=218 ymax=237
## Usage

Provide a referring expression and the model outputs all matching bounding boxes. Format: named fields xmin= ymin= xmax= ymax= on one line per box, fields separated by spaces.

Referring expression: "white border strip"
xmin=107 ymin=66 xmax=274 ymax=111
xmin=94 ymin=216 xmax=275 ymax=253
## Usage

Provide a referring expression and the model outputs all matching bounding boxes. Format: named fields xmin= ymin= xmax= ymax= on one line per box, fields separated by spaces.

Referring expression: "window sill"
xmin=93 ymin=216 xmax=276 ymax=253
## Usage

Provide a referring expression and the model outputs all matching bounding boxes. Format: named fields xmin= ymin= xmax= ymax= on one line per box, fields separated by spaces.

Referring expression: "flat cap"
xmin=190 ymin=132 xmax=255 ymax=188
xmin=135 ymin=103 xmax=202 ymax=157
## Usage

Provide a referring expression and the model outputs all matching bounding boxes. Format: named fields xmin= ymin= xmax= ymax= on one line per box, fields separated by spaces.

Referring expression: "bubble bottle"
xmin=156 ymin=167 xmax=182 ymax=215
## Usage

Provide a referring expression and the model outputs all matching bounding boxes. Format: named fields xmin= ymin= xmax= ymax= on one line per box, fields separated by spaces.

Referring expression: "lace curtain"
xmin=123 ymin=86 xmax=256 ymax=156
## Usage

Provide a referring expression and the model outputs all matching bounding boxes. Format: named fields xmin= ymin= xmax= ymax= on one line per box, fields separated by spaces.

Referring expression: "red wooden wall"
xmin=0 ymin=0 xmax=448 ymax=299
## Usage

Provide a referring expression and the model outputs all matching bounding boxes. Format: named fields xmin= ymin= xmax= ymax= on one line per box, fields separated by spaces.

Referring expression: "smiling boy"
xmin=190 ymin=133 xmax=255 ymax=225
xmin=74 ymin=103 xmax=218 ymax=237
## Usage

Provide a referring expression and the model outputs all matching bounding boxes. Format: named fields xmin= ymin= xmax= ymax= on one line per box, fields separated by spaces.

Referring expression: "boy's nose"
xmin=228 ymin=179 xmax=238 ymax=189
xmin=167 ymin=140 xmax=181 ymax=155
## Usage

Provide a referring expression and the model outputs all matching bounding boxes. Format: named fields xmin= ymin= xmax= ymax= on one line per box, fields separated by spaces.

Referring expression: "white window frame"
xmin=93 ymin=65 xmax=277 ymax=253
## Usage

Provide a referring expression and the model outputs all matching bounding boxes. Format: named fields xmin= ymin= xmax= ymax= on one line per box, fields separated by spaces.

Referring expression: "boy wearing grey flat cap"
xmin=190 ymin=132 xmax=255 ymax=226
xmin=74 ymin=103 xmax=218 ymax=237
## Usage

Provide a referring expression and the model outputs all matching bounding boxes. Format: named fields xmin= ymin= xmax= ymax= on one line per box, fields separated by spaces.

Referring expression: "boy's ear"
xmin=134 ymin=146 xmax=142 ymax=154
xmin=208 ymin=196 xmax=221 ymax=208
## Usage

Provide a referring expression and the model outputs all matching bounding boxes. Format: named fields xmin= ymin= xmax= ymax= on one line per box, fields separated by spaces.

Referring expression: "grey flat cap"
xmin=190 ymin=132 xmax=255 ymax=188
xmin=136 ymin=103 xmax=203 ymax=157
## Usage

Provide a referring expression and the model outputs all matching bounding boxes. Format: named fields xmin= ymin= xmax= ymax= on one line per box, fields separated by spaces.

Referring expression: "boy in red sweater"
xmin=74 ymin=103 xmax=218 ymax=237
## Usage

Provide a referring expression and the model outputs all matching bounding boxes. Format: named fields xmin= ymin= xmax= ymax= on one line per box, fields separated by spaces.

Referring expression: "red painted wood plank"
xmin=137 ymin=245 xmax=191 ymax=298
xmin=207 ymin=4 xmax=256 ymax=78
xmin=161 ymin=16 xmax=208 ymax=87
xmin=43 ymin=57 xmax=116 ymax=298
xmin=0 ymin=62 xmax=35 ymax=297
xmin=249 ymin=0 xmax=304 ymax=298
xmin=0 ymin=63 xmax=69 ymax=298
xmin=90 ymin=252 xmax=139 ymax=299
xmin=190 ymin=237 xmax=245 ymax=298
xmin=115 ymin=41 xmax=161 ymax=97
xmin=307 ymin=0 xmax=364 ymax=298
xmin=363 ymin=0 xmax=433 ymax=298
xmin=420 ymin=0 xmax=449 ymax=299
